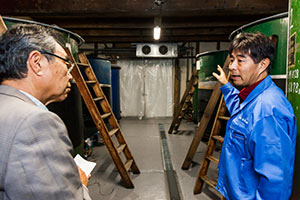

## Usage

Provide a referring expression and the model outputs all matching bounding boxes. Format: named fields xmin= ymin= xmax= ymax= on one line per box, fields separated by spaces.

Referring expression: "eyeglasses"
xmin=40 ymin=51 xmax=74 ymax=73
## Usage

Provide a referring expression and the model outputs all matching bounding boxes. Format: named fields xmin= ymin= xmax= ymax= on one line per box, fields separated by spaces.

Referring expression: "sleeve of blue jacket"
xmin=249 ymin=115 xmax=295 ymax=200
xmin=220 ymin=82 xmax=240 ymax=115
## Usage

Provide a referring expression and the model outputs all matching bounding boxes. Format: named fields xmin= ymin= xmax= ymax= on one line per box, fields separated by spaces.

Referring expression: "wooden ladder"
xmin=66 ymin=49 xmax=140 ymax=188
xmin=193 ymin=91 xmax=229 ymax=194
xmin=168 ymin=68 xmax=198 ymax=134
xmin=181 ymin=56 xmax=230 ymax=170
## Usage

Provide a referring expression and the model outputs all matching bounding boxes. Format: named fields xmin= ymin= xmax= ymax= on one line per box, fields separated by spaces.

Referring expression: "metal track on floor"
xmin=158 ymin=123 xmax=182 ymax=200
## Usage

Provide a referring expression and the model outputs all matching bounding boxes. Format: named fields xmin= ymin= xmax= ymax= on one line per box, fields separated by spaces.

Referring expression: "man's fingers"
xmin=212 ymin=72 xmax=219 ymax=79
xmin=217 ymin=65 xmax=223 ymax=73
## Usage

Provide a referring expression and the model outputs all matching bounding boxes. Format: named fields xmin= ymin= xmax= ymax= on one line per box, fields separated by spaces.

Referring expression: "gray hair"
xmin=0 ymin=23 xmax=58 ymax=83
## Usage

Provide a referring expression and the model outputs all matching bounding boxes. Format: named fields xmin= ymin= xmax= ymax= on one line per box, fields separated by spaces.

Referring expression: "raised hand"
xmin=212 ymin=65 xmax=228 ymax=85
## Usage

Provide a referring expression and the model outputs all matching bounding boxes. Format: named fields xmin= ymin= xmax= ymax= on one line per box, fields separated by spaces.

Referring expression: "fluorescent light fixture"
xmin=153 ymin=26 xmax=161 ymax=40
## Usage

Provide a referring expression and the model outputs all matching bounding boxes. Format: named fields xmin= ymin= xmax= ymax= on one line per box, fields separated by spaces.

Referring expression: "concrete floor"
xmin=86 ymin=117 xmax=222 ymax=200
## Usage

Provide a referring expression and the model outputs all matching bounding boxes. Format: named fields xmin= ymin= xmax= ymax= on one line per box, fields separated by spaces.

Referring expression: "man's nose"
xmin=68 ymin=72 xmax=73 ymax=81
xmin=229 ymin=60 xmax=237 ymax=71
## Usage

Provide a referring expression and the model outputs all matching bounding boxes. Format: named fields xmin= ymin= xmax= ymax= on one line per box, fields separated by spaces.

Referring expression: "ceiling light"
xmin=153 ymin=26 xmax=161 ymax=40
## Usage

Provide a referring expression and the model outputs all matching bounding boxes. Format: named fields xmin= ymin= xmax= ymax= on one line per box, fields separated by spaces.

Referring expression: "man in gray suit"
xmin=0 ymin=24 xmax=91 ymax=199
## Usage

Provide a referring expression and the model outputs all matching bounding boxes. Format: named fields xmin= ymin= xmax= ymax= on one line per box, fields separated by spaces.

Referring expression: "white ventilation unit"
xmin=136 ymin=43 xmax=178 ymax=58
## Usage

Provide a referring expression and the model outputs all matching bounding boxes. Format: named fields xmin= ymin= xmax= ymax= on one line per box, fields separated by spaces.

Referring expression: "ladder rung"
xmin=211 ymin=135 xmax=224 ymax=142
xmin=76 ymin=62 xmax=89 ymax=68
xmin=101 ymin=112 xmax=112 ymax=119
xmin=93 ymin=97 xmax=104 ymax=102
xmin=188 ymin=91 xmax=194 ymax=95
xmin=100 ymin=84 xmax=111 ymax=88
xmin=85 ymin=80 xmax=97 ymax=84
xmin=218 ymin=116 xmax=230 ymax=121
xmin=206 ymin=155 xmax=219 ymax=164
xmin=109 ymin=128 xmax=119 ymax=137
xmin=124 ymin=159 xmax=133 ymax=172
xmin=178 ymin=115 xmax=183 ymax=119
xmin=117 ymin=144 xmax=126 ymax=154
xmin=200 ymin=175 xmax=217 ymax=188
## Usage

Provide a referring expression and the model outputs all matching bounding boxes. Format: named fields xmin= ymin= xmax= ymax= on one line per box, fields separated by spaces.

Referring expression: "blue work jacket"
xmin=216 ymin=76 xmax=297 ymax=200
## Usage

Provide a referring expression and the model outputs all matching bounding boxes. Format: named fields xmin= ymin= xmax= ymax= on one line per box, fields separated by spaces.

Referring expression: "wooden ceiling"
xmin=1 ymin=0 xmax=288 ymax=57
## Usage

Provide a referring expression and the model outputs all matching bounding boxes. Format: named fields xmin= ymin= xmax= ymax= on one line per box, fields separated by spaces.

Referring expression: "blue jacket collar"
xmin=232 ymin=75 xmax=272 ymax=116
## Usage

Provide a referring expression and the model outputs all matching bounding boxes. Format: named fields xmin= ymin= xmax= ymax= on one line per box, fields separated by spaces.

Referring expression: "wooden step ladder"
xmin=168 ymin=68 xmax=198 ymax=134
xmin=181 ymin=56 xmax=230 ymax=170
xmin=193 ymin=91 xmax=229 ymax=194
xmin=66 ymin=49 xmax=140 ymax=188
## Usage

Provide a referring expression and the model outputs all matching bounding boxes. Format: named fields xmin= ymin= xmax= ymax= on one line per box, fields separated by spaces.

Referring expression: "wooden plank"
xmin=218 ymin=116 xmax=230 ymax=121
xmin=0 ymin=15 xmax=7 ymax=34
xmin=109 ymin=128 xmax=119 ymax=137
xmin=117 ymin=144 xmax=126 ymax=154
xmin=124 ymin=159 xmax=133 ymax=172
xmin=94 ymin=97 xmax=104 ymax=102
xmin=211 ymin=135 xmax=224 ymax=143
xmin=173 ymin=58 xmax=180 ymax=117
xmin=206 ymin=155 xmax=219 ymax=164
xmin=200 ymin=176 xmax=217 ymax=188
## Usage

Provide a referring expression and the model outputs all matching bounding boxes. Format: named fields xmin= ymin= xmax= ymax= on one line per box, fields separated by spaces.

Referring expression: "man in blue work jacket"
xmin=212 ymin=32 xmax=297 ymax=200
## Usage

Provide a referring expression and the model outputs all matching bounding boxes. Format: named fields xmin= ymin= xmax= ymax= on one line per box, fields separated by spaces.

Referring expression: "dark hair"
xmin=229 ymin=32 xmax=275 ymax=73
xmin=0 ymin=24 xmax=58 ymax=83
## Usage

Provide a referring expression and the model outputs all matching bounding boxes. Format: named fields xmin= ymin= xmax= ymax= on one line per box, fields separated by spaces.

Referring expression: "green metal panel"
xmin=288 ymin=1 xmax=300 ymax=198
xmin=196 ymin=50 xmax=229 ymax=82
xmin=229 ymin=13 xmax=288 ymax=75
xmin=3 ymin=17 xmax=84 ymax=61
xmin=194 ymin=50 xmax=228 ymax=123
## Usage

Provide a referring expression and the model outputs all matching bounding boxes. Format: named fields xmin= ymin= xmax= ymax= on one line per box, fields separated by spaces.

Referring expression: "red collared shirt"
xmin=238 ymin=78 xmax=265 ymax=103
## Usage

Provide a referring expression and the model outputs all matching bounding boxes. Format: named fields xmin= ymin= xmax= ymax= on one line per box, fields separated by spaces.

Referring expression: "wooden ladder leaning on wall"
xmin=66 ymin=49 xmax=140 ymax=188
xmin=168 ymin=68 xmax=198 ymax=134
xmin=181 ymin=56 xmax=230 ymax=170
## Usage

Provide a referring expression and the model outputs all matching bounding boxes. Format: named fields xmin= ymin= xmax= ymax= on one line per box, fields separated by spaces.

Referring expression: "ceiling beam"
xmin=81 ymin=35 xmax=230 ymax=43
xmin=30 ymin=16 xmax=267 ymax=29
xmin=1 ymin=0 xmax=287 ymax=17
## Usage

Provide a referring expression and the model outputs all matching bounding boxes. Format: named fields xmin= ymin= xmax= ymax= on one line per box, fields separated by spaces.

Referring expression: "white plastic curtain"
xmin=117 ymin=59 xmax=173 ymax=118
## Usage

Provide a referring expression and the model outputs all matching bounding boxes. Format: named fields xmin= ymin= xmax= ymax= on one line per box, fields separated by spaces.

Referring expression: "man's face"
xmin=43 ymin=43 xmax=72 ymax=104
xmin=229 ymin=50 xmax=264 ymax=88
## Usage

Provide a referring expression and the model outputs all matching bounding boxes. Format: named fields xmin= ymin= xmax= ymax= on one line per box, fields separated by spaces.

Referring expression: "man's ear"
xmin=27 ymin=51 xmax=43 ymax=76
xmin=259 ymin=58 xmax=270 ymax=73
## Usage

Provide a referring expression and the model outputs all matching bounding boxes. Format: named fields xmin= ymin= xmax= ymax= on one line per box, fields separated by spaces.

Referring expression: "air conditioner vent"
xmin=142 ymin=45 xmax=151 ymax=55
xmin=136 ymin=43 xmax=177 ymax=58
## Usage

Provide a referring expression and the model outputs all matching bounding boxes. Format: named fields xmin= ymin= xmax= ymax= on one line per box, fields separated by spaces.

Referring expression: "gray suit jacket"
xmin=0 ymin=85 xmax=90 ymax=200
